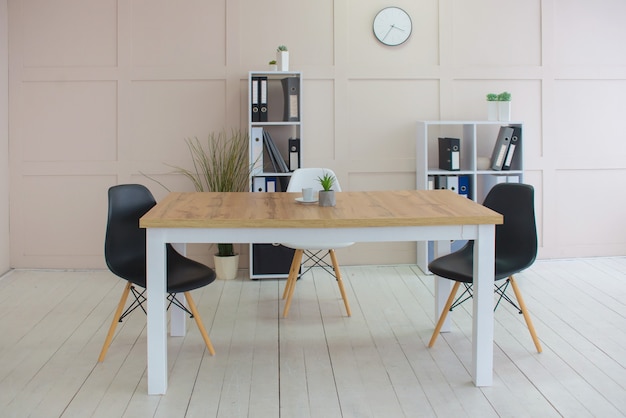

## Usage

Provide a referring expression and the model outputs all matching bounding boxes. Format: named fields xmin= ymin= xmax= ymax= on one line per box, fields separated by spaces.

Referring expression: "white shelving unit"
xmin=416 ymin=120 xmax=524 ymax=273
xmin=247 ymin=71 xmax=302 ymax=279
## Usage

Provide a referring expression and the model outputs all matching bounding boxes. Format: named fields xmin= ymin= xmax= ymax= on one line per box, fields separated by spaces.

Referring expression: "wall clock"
xmin=372 ymin=7 xmax=412 ymax=46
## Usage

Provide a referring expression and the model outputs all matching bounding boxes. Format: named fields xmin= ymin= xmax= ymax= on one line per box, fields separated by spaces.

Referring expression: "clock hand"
xmin=382 ymin=25 xmax=394 ymax=41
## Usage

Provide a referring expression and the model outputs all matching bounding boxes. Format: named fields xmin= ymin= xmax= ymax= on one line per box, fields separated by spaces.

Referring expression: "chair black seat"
xmin=104 ymin=184 xmax=216 ymax=292
xmin=428 ymin=242 xmax=534 ymax=283
xmin=428 ymin=183 xmax=537 ymax=284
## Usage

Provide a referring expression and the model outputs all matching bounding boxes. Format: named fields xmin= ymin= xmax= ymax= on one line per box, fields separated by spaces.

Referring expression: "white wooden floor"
xmin=1 ymin=258 xmax=626 ymax=417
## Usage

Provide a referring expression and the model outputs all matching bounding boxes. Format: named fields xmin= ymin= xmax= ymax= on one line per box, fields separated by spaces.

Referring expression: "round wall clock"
xmin=373 ymin=7 xmax=412 ymax=46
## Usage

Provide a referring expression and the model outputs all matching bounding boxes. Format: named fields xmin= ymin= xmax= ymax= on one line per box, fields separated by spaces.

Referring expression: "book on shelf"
xmin=281 ymin=77 xmax=300 ymax=121
xmin=262 ymin=130 xmax=289 ymax=173
xmin=502 ymin=125 xmax=521 ymax=170
xmin=438 ymin=137 xmax=460 ymax=171
xmin=489 ymin=126 xmax=514 ymax=171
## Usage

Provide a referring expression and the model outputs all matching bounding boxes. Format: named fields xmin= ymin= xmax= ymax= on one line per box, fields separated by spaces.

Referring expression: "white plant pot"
xmin=269 ymin=64 xmax=277 ymax=71
xmin=498 ymin=101 xmax=511 ymax=121
xmin=214 ymin=254 xmax=239 ymax=280
xmin=487 ymin=101 xmax=498 ymax=121
xmin=277 ymin=51 xmax=289 ymax=71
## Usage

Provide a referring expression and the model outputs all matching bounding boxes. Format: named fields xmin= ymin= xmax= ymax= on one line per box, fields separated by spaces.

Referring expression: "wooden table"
xmin=140 ymin=190 xmax=502 ymax=394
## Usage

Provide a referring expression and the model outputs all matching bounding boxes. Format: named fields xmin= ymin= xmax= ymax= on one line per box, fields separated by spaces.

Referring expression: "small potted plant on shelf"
xmin=486 ymin=93 xmax=498 ymax=121
xmin=276 ymin=45 xmax=289 ymax=71
xmin=317 ymin=171 xmax=336 ymax=207
xmin=172 ymin=129 xmax=252 ymax=280
xmin=497 ymin=91 xmax=512 ymax=121
xmin=268 ymin=59 xmax=277 ymax=71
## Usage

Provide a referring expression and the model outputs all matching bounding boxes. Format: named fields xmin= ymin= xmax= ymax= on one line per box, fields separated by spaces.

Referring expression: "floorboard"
xmin=1 ymin=258 xmax=625 ymax=417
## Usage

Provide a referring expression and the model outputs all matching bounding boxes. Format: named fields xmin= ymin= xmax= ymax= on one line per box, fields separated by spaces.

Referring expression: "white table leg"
xmin=170 ymin=243 xmax=187 ymax=337
xmin=146 ymin=230 xmax=168 ymax=395
xmin=433 ymin=240 xmax=452 ymax=333
xmin=472 ymin=224 xmax=495 ymax=386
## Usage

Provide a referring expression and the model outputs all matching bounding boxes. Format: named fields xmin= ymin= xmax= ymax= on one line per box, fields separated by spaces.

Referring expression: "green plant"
xmin=497 ymin=91 xmax=511 ymax=101
xmin=269 ymin=59 xmax=277 ymax=65
xmin=317 ymin=171 xmax=336 ymax=191
xmin=486 ymin=93 xmax=498 ymax=101
xmin=172 ymin=129 xmax=252 ymax=257
xmin=277 ymin=45 xmax=288 ymax=52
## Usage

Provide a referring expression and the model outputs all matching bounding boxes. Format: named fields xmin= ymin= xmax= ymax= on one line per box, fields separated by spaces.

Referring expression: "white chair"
xmin=281 ymin=168 xmax=353 ymax=318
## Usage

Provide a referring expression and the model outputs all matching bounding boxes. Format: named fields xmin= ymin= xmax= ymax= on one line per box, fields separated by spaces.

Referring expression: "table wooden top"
xmin=140 ymin=190 xmax=503 ymax=229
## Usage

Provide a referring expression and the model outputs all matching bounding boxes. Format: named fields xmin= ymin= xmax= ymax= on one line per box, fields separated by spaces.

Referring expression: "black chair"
xmin=427 ymin=183 xmax=542 ymax=353
xmin=98 ymin=184 xmax=216 ymax=362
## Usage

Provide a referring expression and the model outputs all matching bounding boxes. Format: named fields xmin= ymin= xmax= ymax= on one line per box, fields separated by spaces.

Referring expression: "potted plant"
xmin=172 ymin=129 xmax=252 ymax=279
xmin=268 ymin=59 xmax=277 ymax=71
xmin=486 ymin=93 xmax=498 ymax=121
xmin=317 ymin=171 xmax=336 ymax=207
xmin=276 ymin=45 xmax=289 ymax=71
xmin=497 ymin=91 xmax=511 ymax=121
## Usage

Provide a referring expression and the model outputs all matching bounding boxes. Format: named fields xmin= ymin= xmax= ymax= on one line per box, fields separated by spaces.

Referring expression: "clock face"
xmin=373 ymin=7 xmax=412 ymax=46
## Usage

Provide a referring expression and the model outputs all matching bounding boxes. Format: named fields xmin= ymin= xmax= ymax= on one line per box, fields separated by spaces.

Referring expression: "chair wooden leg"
xmin=509 ymin=276 xmax=542 ymax=353
xmin=184 ymin=291 xmax=216 ymax=356
xmin=282 ymin=249 xmax=303 ymax=300
xmin=283 ymin=249 xmax=304 ymax=318
xmin=329 ymin=249 xmax=351 ymax=317
xmin=98 ymin=281 xmax=132 ymax=362
xmin=428 ymin=281 xmax=461 ymax=348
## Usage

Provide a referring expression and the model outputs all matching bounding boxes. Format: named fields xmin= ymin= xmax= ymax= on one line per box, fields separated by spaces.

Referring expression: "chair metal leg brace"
xmin=98 ymin=281 xmax=132 ymax=362
xmin=428 ymin=277 xmax=542 ymax=353
xmin=282 ymin=249 xmax=351 ymax=318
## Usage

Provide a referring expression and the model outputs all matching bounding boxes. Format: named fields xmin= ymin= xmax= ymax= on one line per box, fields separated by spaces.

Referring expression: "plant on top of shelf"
xmin=497 ymin=91 xmax=511 ymax=101
xmin=268 ymin=59 xmax=277 ymax=65
xmin=276 ymin=45 xmax=289 ymax=71
xmin=486 ymin=93 xmax=498 ymax=101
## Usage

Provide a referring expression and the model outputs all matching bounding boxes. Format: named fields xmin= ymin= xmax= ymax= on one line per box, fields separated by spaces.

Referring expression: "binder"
xmin=502 ymin=125 xmax=521 ymax=170
xmin=458 ymin=175 xmax=470 ymax=198
xmin=490 ymin=126 xmax=514 ymax=170
xmin=288 ymin=138 xmax=301 ymax=171
xmin=259 ymin=76 xmax=268 ymax=122
xmin=252 ymin=177 xmax=266 ymax=192
xmin=265 ymin=177 xmax=277 ymax=192
xmin=263 ymin=131 xmax=289 ymax=173
xmin=446 ymin=175 xmax=459 ymax=193
xmin=281 ymin=77 xmax=300 ymax=121
xmin=251 ymin=77 xmax=260 ymax=122
xmin=263 ymin=132 xmax=279 ymax=173
xmin=438 ymin=137 xmax=460 ymax=171
xmin=250 ymin=127 xmax=264 ymax=175
xmin=427 ymin=175 xmax=435 ymax=190
xmin=435 ymin=175 xmax=447 ymax=190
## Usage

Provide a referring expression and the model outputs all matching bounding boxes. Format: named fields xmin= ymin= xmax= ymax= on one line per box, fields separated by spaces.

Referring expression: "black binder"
xmin=251 ymin=77 xmax=260 ymax=122
xmin=288 ymin=138 xmax=300 ymax=171
xmin=438 ymin=137 xmax=460 ymax=171
xmin=259 ymin=76 xmax=268 ymax=122
xmin=490 ymin=126 xmax=514 ymax=171
xmin=281 ymin=77 xmax=300 ymax=121
xmin=502 ymin=125 xmax=521 ymax=170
